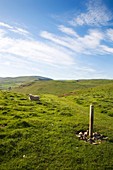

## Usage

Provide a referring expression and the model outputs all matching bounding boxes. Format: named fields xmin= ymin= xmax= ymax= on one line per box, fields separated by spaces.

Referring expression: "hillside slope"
xmin=1 ymin=83 xmax=113 ymax=169
xmin=0 ymin=76 xmax=52 ymax=90
xmin=13 ymin=79 xmax=113 ymax=96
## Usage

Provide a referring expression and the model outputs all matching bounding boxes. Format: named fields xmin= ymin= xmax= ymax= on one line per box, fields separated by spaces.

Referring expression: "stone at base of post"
xmin=88 ymin=138 xmax=94 ymax=144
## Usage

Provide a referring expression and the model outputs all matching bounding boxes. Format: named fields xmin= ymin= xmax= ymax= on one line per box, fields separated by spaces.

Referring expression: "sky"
xmin=0 ymin=0 xmax=113 ymax=80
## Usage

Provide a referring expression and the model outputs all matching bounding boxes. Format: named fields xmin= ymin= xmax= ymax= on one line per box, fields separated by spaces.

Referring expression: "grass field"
xmin=0 ymin=76 xmax=52 ymax=90
xmin=1 ymin=80 xmax=113 ymax=169
xmin=13 ymin=79 xmax=113 ymax=95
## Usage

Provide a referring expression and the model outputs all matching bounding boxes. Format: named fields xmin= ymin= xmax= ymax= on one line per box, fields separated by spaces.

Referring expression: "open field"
xmin=13 ymin=79 xmax=113 ymax=95
xmin=1 ymin=80 xmax=113 ymax=169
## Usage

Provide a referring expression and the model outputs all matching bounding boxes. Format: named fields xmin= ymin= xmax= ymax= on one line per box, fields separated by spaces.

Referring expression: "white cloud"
xmin=0 ymin=29 xmax=74 ymax=67
xmin=11 ymin=27 xmax=30 ymax=36
xmin=106 ymin=29 xmax=113 ymax=41
xmin=0 ymin=22 xmax=13 ymax=29
xmin=58 ymin=25 xmax=79 ymax=37
xmin=70 ymin=0 xmax=112 ymax=26
xmin=0 ymin=20 xmax=113 ymax=79
xmin=40 ymin=31 xmax=84 ymax=53
xmin=0 ymin=29 xmax=6 ymax=37
xmin=3 ymin=61 xmax=11 ymax=66
xmin=78 ymin=29 xmax=104 ymax=50
xmin=40 ymin=29 xmax=105 ymax=55
xmin=15 ymin=27 xmax=29 ymax=34
xmin=0 ymin=22 xmax=30 ymax=37
xmin=101 ymin=45 xmax=113 ymax=54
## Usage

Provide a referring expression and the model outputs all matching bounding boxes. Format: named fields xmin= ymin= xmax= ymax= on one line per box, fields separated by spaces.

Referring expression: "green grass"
xmin=0 ymin=76 xmax=52 ymax=90
xmin=1 ymin=80 xmax=113 ymax=169
xmin=13 ymin=79 xmax=113 ymax=95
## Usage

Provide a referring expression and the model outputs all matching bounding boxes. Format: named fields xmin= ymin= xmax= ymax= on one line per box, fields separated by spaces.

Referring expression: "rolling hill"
xmin=0 ymin=76 xmax=52 ymax=90
xmin=13 ymin=79 xmax=113 ymax=96
xmin=0 ymin=79 xmax=113 ymax=169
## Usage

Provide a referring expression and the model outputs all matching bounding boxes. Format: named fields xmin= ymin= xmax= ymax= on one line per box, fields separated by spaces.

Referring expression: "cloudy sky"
xmin=0 ymin=0 xmax=113 ymax=79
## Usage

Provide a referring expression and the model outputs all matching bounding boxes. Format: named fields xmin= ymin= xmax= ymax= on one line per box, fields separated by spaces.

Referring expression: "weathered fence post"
xmin=89 ymin=104 xmax=94 ymax=138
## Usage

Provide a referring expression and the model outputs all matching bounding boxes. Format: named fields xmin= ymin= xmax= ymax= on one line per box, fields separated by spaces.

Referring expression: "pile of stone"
xmin=76 ymin=130 xmax=108 ymax=144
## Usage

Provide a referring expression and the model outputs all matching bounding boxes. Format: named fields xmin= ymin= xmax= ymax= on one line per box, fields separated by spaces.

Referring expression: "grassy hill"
xmin=1 ymin=80 xmax=113 ymax=169
xmin=13 ymin=79 xmax=113 ymax=96
xmin=0 ymin=76 xmax=52 ymax=90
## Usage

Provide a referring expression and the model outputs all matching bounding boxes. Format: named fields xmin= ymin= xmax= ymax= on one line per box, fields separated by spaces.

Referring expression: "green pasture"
xmin=0 ymin=80 xmax=113 ymax=169
xmin=13 ymin=79 xmax=113 ymax=95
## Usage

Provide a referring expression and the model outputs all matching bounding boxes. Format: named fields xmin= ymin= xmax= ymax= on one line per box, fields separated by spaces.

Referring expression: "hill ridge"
xmin=0 ymin=75 xmax=52 ymax=90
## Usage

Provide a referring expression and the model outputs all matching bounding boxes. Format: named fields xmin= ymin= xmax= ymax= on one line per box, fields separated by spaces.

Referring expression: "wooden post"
xmin=89 ymin=105 xmax=94 ymax=138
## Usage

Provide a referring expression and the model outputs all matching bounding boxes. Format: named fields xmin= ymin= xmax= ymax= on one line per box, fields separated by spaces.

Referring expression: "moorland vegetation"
xmin=0 ymin=79 xmax=113 ymax=170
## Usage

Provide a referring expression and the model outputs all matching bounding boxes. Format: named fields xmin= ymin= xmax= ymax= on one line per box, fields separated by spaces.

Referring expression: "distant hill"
xmin=0 ymin=76 xmax=52 ymax=90
xmin=12 ymin=79 xmax=113 ymax=96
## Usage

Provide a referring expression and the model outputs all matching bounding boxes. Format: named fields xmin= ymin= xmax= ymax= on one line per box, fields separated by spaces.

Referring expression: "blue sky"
xmin=0 ymin=0 xmax=113 ymax=79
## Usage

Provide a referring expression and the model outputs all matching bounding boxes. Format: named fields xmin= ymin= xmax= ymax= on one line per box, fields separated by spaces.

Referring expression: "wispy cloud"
xmin=0 ymin=29 xmax=6 ymax=37
xmin=0 ymin=18 xmax=113 ymax=79
xmin=0 ymin=25 xmax=74 ymax=67
xmin=11 ymin=27 xmax=30 ymax=36
xmin=101 ymin=45 xmax=113 ymax=54
xmin=106 ymin=29 xmax=113 ymax=41
xmin=0 ymin=22 xmax=13 ymax=29
xmin=70 ymin=0 xmax=113 ymax=26
xmin=40 ymin=28 xmax=109 ymax=55
xmin=0 ymin=21 xmax=30 ymax=36
xmin=40 ymin=31 xmax=84 ymax=53
xmin=58 ymin=25 xmax=79 ymax=37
